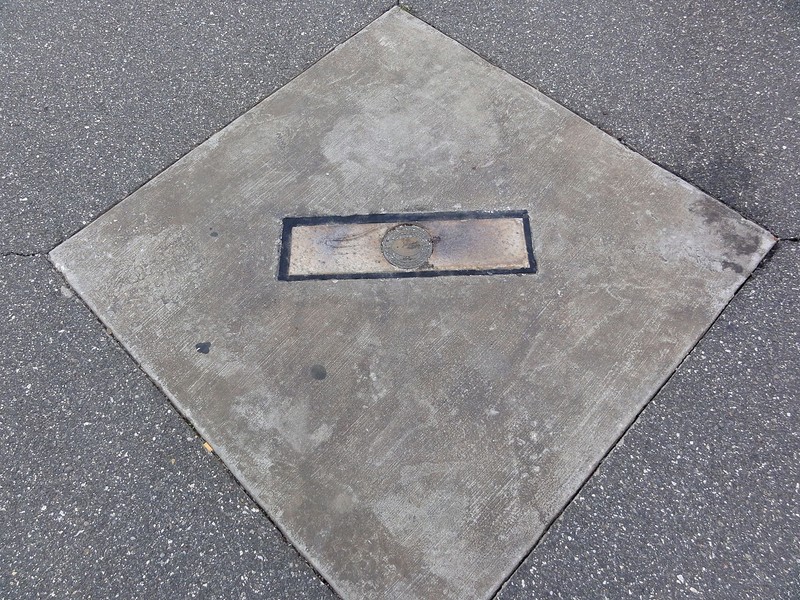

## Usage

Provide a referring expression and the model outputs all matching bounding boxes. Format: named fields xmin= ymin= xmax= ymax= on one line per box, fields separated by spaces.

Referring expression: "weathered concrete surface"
xmin=50 ymin=9 xmax=774 ymax=600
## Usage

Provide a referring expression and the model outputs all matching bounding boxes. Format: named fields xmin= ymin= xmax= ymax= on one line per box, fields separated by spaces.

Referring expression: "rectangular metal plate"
xmin=279 ymin=210 xmax=536 ymax=281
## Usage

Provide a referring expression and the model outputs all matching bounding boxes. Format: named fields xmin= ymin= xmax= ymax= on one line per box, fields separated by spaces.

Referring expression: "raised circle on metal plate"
xmin=381 ymin=224 xmax=434 ymax=269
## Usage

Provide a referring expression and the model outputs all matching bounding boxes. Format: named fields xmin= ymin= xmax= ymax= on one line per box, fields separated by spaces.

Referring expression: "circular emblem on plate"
xmin=381 ymin=224 xmax=433 ymax=270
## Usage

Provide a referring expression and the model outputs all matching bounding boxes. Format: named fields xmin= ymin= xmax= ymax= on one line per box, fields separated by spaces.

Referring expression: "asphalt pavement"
xmin=2 ymin=1 xmax=797 ymax=598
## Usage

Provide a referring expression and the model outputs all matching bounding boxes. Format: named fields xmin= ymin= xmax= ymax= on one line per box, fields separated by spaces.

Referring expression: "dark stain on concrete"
xmin=721 ymin=260 xmax=745 ymax=274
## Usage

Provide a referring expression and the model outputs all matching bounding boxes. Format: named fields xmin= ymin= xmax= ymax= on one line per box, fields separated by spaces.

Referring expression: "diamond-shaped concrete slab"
xmin=50 ymin=8 xmax=774 ymax=600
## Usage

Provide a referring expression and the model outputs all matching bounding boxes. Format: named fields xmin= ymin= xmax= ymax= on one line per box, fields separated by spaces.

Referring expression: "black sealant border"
xmin=277 ymin=210 xmax=537 ymax=281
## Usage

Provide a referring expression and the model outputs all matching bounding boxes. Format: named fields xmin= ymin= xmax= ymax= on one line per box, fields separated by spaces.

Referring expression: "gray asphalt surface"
xmin=2 ymin=1 xmax=798 ymax=598
xmin=499 ymin=241 xmax=799 ymax=599
xmin=410 ymin=0 xmax=800 ymax=239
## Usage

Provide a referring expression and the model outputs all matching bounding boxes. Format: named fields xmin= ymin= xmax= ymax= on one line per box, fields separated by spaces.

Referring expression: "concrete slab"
xmin=498 ymin=241 xmax=800 ymax=599
xmin=50 ymin=8 xmax=774 ymax=600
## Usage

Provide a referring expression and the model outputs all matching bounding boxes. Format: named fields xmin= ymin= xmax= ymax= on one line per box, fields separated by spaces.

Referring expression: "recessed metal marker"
xmin=279 ymin=210 xmax=536 ymax=280
xmin=50 ymin=8 xmax=774 ymax=600
xmin=381 ymin=225 xmax=433 ymax=269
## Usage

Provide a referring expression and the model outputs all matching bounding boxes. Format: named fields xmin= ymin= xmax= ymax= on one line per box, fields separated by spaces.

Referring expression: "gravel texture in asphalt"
xmin=498 ymin=241 xmax=800 ymax=600
xmin=410 ymin=0 xmax=800 ymax=239
xmin=0 ymin=254 xmax=335 ymax=598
